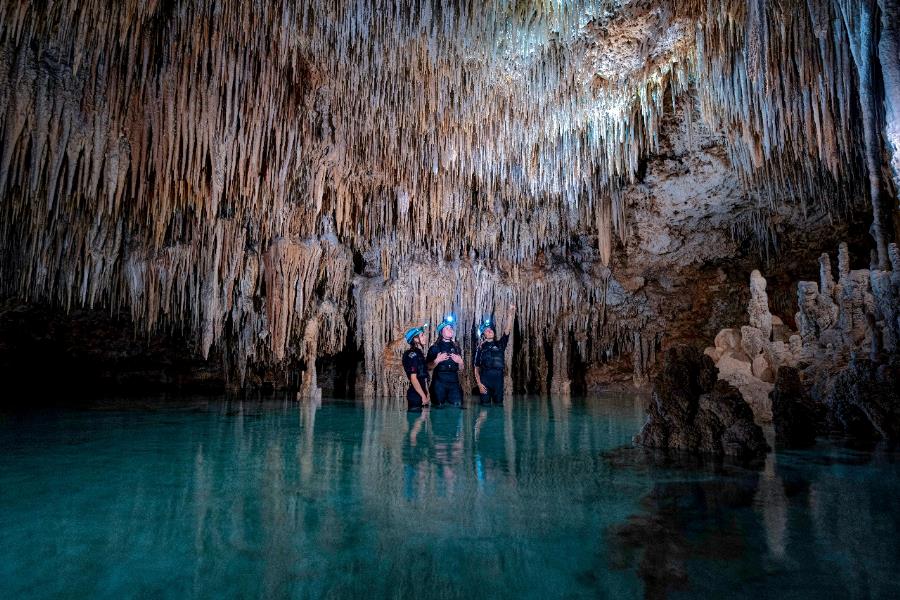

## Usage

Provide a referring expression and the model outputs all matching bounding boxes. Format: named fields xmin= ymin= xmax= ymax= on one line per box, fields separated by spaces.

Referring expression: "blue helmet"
xmin=477 ymin=317 xmax=494 ymax=337
xmin=404 ymin=323 xmax=428 ymax=344
xmin=436 ymin=313 xmax=456 ymax=336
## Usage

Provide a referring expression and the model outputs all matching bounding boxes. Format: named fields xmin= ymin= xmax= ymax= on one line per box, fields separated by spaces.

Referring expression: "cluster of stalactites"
xmin=0 ymin=0 xmax=891 ymax=381
xmin=1 ymin=1 xmax=879 ymax=260
xmin=354 ymin=259 xmax=654 ymax=398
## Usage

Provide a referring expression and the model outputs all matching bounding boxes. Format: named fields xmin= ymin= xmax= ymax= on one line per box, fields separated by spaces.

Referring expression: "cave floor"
xmin=1 ymin=395 xmax=898 ymax=599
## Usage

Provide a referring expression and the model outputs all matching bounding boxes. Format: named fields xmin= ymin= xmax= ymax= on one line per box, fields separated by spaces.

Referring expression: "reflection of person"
xmin=426 ymin=314 xmax=465 ymax=408
xmin=473 ymin=303 xmax=515 ymax=405
xmin=403 ymin=411 xmax=430 ymax=500
xmin=408 ymin=410 xmax=428 ymax=447
xmin=402 ymin=325 xmax=430 ymax=411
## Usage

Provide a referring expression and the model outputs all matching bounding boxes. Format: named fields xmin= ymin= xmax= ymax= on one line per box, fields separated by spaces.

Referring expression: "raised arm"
xmin=504 ymin=303 xmax=516 ymax=337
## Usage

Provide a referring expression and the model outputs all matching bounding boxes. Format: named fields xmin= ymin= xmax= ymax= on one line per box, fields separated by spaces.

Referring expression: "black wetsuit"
xmin=402 ymin=346 xmax=429 ymax=411
xmin=425 ymin=339 xmax=464 ymax=407
xmin=474 ymin=334 xmax=509 ymax=405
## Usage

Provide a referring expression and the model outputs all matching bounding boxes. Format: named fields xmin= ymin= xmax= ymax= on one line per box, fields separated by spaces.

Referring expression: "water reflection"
xmin=606 ymin=439 xmax=900 ymax=599
xmin=1 ymin=395 xmax=898 ymax=598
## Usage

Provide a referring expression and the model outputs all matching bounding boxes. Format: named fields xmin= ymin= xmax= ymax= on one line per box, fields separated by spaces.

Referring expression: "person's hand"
xmin=421 ymin=393 xmax=430 ymax=406
xmin=435 ymin=352 xmax=449 ymax=363
xmin=450 ymin=353 xmax=464 ymax=365
xmin=478 ymin=383 xmax=487 ymax=394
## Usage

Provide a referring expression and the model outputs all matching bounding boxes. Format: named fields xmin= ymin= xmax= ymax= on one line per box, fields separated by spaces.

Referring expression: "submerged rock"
xmin=634 ymin=346 xmax=769 ymax=459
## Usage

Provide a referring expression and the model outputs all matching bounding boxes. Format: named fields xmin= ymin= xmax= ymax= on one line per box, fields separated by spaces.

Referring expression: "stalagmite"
xmin=748 ymin=270 xmax=773 ymax=340
xmin=550 ymin=331 xmax=571 ymax=396
xmin=707 ymin=241 xmax=900 ymax=425
xmin=296 ymin=308 xmax=322 ymax=401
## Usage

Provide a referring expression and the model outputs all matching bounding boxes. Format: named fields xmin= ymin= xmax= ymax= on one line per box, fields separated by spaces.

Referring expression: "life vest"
xmin=475 ymin=334 xmax=508 ymax=372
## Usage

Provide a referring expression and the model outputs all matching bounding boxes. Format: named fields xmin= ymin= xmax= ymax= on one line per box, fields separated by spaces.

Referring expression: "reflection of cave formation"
xmin=607 ymin=445 xmax=900 ymax=598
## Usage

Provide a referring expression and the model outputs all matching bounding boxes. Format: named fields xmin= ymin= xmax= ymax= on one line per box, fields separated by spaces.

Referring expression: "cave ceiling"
xmin=0 ymin=0 xmax=895 ymax=381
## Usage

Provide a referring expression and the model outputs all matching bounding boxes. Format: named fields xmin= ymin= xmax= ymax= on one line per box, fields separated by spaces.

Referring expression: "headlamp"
xmin=437 ymin=314 xmax=456 ymax=336
xmin=478 ymin=318 xmax=494 ymax=337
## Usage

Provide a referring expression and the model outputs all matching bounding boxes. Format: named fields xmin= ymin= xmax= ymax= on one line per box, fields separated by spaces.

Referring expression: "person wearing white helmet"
xmin=425 ymin=313 xmax=465 ymax=408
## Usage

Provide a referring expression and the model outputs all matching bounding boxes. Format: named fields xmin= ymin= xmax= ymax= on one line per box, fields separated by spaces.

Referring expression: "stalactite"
xmin=837 ymin=0 xmax=889 ymax=267
xmin=0 ymin=0 xmax=896 ymax=389
xmin=878 ymin=0 xmax=900 ymax=197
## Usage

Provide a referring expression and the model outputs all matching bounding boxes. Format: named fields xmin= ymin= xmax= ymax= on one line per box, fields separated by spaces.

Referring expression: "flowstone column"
xmin=550 ymin=331 xmax=571 ymax=396
xmin=504 ymin=324 xmax=515 ymax=401
xmin=631 ymin=330 xmax=649 ymax=387
xmin=297 ymin=317 xmax=322 ymax=402
xmin=878 ymin=0 xmax=900 ymax=203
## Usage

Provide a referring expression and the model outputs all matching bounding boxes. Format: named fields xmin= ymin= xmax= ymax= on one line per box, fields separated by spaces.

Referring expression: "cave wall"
xmin=0 ymin=1 xmax=897 ymax=397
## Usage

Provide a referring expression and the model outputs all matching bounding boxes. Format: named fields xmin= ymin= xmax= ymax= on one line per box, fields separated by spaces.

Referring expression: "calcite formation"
xmin=0 ymin=1 xmax=898 ymax=396
xmin=707 ymin=241 xmax=900 ymax=435
xmin=634 ymin=345 xmax=769 ymax=459
xmin=704 ymin=269 xmax=799 ymax=422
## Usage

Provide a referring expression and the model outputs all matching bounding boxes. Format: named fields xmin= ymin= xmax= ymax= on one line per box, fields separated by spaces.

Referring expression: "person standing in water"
xmin=473 ymin=303 xmax=516 ymax=405
xmin=426 ymin=314 xmax=465 ymax=408
xmin=402 ymin=324 xmax=431 ymax=411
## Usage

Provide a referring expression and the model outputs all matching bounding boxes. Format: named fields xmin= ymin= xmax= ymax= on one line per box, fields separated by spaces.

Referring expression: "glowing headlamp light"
xmin=478 ymin=318 xmax=494 ymax=337
xmin=437 ymin=314 xmax=456 ymax=336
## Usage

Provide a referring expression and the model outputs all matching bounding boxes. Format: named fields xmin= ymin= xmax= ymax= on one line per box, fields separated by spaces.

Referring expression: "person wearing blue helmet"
xmin=425 ymin=314 xmax=465 ymax=408
xmin=402 ymin=324 xmax=430 ymax=411
xmin=473 ymin=303 xmax=516 ymax=405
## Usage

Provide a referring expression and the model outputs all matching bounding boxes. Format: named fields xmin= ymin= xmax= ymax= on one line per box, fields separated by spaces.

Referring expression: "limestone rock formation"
xmin=770 ymin=367 xmax=818 ymax=448
xmin=634 ymin=346 xmax=769 ymax=459
xmin=0 ymin=2 xmax=898 ymax=398
xmin=704 ymin=270 xmax=799 ymax=422
xmin=823 ymin=357 xmax=900 ymax=443
xmin=748 ymin=270 xmax=773 ymax=340
xmin=708 ymin=242 xmax=900 ymax=443
xmin=797 ymin=243 xmax=900 ymax=387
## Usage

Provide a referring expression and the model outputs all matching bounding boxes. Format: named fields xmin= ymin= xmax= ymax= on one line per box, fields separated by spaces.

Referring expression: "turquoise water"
xmin=1 ymin=396 xmax=899 ymax=599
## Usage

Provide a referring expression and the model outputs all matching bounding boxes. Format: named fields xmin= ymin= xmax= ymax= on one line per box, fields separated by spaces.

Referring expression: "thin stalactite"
xmin=0 ymin=0 xmax=896 ymax=391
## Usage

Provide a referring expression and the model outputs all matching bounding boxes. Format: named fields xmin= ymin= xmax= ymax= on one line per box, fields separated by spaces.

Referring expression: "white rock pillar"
xmin=550 ymin=331 xmax=571 ymax=396
xmin=297 ymin=317 xmax=322 ymax=401
xmin=748 ymin=270 xmax=773 ymax=340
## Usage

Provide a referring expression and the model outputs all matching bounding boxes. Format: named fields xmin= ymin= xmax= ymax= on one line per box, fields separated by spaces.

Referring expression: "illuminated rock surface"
xmin=0 ymin=1 xmax=898 ymax=397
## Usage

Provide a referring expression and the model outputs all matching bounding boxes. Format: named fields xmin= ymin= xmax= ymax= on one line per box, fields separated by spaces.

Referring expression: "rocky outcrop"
xmin=705 ymin=270 xmax=802 ymax=422
xmin=634 ymin=346 xmax=769 ymax=459
xmin=796 ymin=243 xmax=900 ymax=445
xmin=770 ymin=366 xmax=818 ymax=448
xmin=823 ymin=357 xmax=900 ymax=443
xmin=708 ymin=242 xmax=900 ymax=443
